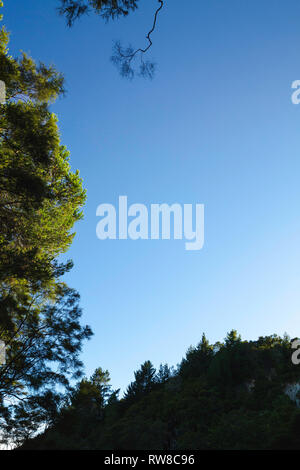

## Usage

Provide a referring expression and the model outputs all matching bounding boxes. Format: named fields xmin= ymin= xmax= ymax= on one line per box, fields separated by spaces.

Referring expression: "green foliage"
xmin=22 ymin=331 xmax=300 ymax=450
xmin=125 ymin=361 xmax=156 ymax=401
xmin=59 ymin=0 xmax=139 ymax=26
xmin=0 ymin=29 xmax=85 ymax=290
xmin=0 ymin=7 xmax=92 ymax=445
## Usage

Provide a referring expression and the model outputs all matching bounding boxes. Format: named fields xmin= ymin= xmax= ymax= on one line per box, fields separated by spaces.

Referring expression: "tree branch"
xmin=111 ymin=0 xmax=164 ymax=79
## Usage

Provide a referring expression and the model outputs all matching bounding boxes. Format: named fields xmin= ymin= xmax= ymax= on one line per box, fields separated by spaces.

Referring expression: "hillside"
xmin=21 ymin=331 xmax=300 ymax=450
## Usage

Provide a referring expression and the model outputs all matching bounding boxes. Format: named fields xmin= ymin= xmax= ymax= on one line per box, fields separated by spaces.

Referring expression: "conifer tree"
xmin=0 ymin=4 xmax=92 ymax=444
xmin=125 ymin=360 xmax=156 ymax=400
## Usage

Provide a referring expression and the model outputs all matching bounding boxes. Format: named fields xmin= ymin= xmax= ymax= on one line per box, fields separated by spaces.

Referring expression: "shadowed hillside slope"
xmin=20 ymin=331 xmax=300 ymax=450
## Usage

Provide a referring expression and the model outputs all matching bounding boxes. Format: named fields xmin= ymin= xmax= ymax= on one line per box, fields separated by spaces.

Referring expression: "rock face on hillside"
xmin=285 ymin=383 xmax=300 ymax=407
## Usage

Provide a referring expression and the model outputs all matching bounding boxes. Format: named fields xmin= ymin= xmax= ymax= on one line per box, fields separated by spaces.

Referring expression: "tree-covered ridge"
xmin=22 ymin=331 xmax=300 ymax=450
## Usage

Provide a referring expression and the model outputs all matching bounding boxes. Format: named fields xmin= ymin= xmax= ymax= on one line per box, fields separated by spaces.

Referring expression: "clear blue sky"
xmin=5 ymin=0 xmax=300 ymax=392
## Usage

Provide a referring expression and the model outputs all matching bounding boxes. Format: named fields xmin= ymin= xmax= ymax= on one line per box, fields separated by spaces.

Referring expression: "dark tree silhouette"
xmin=59 ymin=0 xmax=139 ymax=26
xmin=59 ymin=0 xmax=164 ymax=79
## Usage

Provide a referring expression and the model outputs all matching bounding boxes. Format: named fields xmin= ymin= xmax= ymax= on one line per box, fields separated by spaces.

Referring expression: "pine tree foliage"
xmin=0 ymin=4 xmax=92 ymax=444
xmin=58 ymin=0 xmax=139 ymax=26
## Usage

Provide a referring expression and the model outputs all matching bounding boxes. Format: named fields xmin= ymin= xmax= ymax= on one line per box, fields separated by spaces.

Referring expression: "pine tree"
xmin=125 ymin=360 xmax=156 ymax=400
xmin=0 ymin=5 xmax=92 ymax=444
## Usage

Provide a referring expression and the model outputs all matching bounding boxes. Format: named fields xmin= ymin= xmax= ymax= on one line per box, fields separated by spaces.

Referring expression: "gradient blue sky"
xmin=4 ymin=0 xmax=300 ymax=392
